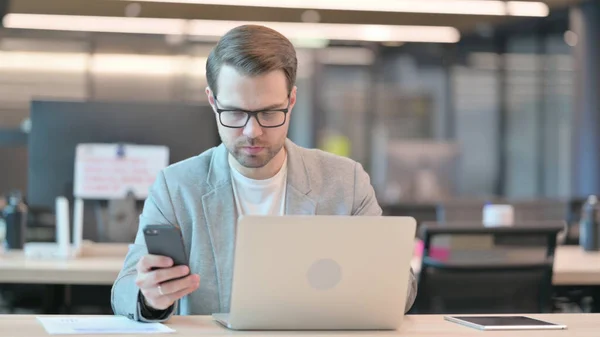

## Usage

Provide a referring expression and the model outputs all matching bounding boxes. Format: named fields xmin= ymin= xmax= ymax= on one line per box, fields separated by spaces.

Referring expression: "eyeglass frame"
xmin=213 ymin=94 xmax=291 ymax=129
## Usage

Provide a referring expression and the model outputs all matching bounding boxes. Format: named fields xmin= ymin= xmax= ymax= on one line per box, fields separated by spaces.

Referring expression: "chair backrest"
xmin=382 ymin=204 xmax=438 ymax=228
xmin=512 ymin=199 xmax=568 ymax=222
xmin=438 ymin=199 xmax=569 ymax=222
xmin=412 ymin=223 xmax=563 ymax=314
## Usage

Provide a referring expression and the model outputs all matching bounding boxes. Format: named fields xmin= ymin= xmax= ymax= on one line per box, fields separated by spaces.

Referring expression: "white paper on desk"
xmin=36 ymin=316 xmax=175 ymax=335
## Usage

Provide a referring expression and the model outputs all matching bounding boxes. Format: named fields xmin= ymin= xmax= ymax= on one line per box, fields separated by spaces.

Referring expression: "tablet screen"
xmin=452 ymin=316 xmax=558 ymax=327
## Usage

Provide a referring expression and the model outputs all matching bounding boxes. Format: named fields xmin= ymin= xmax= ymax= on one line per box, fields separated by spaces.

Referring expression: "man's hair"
xmin=206 ymin=25 xmax=298 ymax=97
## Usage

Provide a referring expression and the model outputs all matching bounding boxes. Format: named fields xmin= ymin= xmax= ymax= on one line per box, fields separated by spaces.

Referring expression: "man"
xmin=111 ymin=24 xmax=417 ymax=322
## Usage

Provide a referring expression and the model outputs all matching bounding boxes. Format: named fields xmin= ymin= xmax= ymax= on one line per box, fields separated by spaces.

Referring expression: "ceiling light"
xmin=3 ymin=14 xmax=460 ymax=43
xmin=0 ymin=51 xmax=88 ymax=72
xmin=506 ymin=1 xmax=549 ymax=17
xmin=0 ymin=50 xmax=205 ymax=76
xmin=188 ymin=20 xmax=460 ymax=43
xmin=187 ymin=57 xmax=208 ymax=77
xmin=3 ymin=14 xmax=186 ymax=35
xmin=126 ymin=0 xmax=549 ymax=17
xmin=290 ymin=38 xmax=330 ymax=49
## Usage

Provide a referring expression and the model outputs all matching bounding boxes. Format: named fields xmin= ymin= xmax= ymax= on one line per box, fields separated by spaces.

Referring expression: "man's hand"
xmin=135 ymin=255 xmax=200 ymax=311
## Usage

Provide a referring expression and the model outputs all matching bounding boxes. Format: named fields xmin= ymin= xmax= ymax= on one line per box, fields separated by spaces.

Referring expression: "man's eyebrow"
xmin=218 ymin=100 xmax=288 ymax=111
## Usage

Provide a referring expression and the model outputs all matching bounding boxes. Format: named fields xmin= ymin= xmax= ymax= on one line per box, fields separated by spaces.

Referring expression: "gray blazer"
xmin=111 ymin=139 xmax=417 ymax=321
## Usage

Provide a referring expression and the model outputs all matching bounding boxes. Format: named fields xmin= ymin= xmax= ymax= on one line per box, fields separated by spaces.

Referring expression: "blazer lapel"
xmin=202 ymin=144 xmax=236 ymax=312
xmin=285 ymin=139 xmax=317 ymax=215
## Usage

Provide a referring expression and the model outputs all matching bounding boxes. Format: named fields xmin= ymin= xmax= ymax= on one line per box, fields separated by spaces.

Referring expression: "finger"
xmin=143 ymin=283 xmax=198 ymax=312
xmin=151 ymin=266 xmax=191 ymax=285
xmin=158 ymin=274 xmax=200 ymax=296
xmin=137 ymin=255 xmax=173 ymax=272
xmin=142 ymin=274 xmax=199 ymax=298
xmin=137 ymin=265 xmax=190 ymax=289
xmin=164 ymin=284 xmax=199 ymax=304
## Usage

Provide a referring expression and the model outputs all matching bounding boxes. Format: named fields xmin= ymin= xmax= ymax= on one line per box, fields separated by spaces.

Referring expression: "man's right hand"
xmin=135 ymin=254 xmax=201 ymax=311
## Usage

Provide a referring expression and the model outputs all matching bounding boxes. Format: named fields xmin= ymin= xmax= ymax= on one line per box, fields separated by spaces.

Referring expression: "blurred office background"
xmin=0 ymin=0 xmax=599 ymax=315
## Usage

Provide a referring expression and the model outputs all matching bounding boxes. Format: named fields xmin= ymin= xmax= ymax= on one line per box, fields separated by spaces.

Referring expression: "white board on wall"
xmin=74 ymin=143 xmax=169 ymax=200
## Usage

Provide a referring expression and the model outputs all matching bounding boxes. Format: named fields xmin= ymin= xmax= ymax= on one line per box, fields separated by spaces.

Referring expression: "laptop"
xmin=212 ymin=215 xmax=416 ymax=330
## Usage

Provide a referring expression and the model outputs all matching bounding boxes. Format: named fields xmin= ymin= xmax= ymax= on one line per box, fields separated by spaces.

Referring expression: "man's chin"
xmin=236 ymin=154 xmax=269 ymax=169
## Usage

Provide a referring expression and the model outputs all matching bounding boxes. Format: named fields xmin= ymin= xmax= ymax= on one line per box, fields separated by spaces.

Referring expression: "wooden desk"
xmin=411 ymin=245 xmax=600 ymax=286
xmin=551 ymin=246 xmax=600 ymax=285
xmin=2 ymin=243 xmax=599 ymax=287
xmin=0 ymin=314 xmax=598 ymax=337
xmin=0 ymin=243 xmax=127 ymax=285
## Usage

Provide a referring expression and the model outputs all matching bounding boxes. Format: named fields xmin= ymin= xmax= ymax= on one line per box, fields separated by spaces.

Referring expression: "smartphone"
xmin=143 ymin=224 xmax=189 ymax=268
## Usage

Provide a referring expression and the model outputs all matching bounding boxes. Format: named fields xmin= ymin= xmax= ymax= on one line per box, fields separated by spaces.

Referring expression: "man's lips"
xmin=241 ymin=146 xmax=264 ymax=154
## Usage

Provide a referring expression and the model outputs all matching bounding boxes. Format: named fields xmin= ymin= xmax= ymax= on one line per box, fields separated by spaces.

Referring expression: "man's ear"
xmin=288 ymin=86 xmax=298 ymax=111
xmin=206 ymin=87 xmax=216 ymax=112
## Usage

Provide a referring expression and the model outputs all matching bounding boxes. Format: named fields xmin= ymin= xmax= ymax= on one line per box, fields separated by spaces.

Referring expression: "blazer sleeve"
xmin=351 ymin=162 xmax=382 ymax=216
xmin=111 ymin=170 xmax=178 ymax=322
xmin=351 ymin=161 xmax=418 ymax=313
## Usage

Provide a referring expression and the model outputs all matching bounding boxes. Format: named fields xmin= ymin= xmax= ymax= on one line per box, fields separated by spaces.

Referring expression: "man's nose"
xmin=242 ymin=116 xmax=263 ymax=138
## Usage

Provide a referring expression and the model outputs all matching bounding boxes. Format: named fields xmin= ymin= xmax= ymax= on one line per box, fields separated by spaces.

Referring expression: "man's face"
xmin=207 ymin=65 xmax=296 ymax=169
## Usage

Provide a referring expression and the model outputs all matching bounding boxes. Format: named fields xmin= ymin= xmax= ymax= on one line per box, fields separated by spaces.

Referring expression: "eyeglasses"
xmin=213 ymin=95 xmax=290 ymax=128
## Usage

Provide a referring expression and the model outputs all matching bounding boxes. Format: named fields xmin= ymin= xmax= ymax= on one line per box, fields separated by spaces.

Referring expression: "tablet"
xmin=444 ymin=316 xmax=568 ymax=331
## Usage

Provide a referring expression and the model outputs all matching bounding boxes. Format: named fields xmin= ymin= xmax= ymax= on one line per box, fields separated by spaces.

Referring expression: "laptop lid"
xmin=225 ymin=215 xmax=416 ymax=330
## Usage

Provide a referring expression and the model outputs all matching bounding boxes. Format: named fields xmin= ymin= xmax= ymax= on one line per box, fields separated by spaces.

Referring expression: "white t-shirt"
xmin=230 ymin=156 xmax=288 ymax=217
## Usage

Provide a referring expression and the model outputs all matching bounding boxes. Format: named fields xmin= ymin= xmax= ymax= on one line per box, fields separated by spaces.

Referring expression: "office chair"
xmin=412 ymin=223 xmax=563 ymax=315
xmin=381 ymin=203 xmax=438 ymax=228
xmin=512 ymin=199 xmax=569 ymax=222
